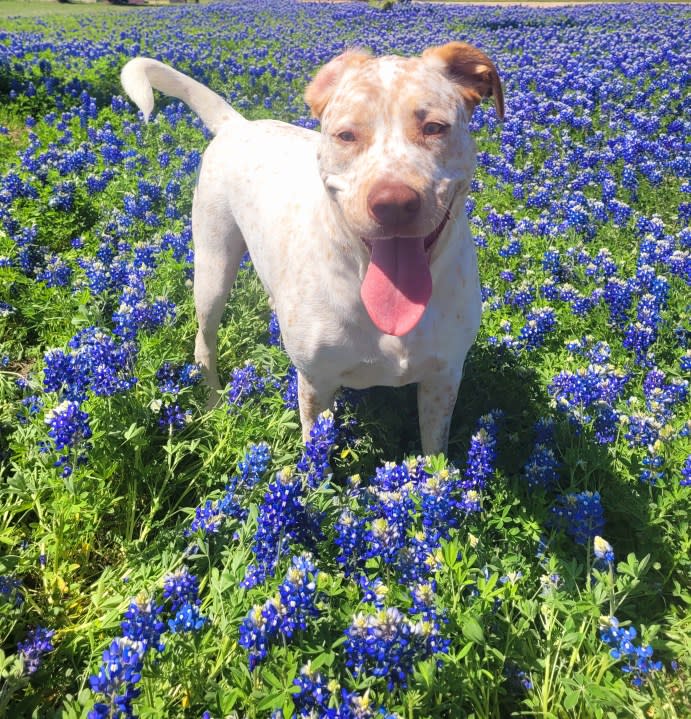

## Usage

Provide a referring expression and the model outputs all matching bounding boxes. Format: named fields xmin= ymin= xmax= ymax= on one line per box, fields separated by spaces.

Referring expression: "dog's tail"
xmin=121 ymin=57 xmax=241 ymax=135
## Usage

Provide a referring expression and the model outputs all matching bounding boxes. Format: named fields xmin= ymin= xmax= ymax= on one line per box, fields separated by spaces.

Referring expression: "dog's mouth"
xmin=360 ymin=208 xmax=451 ymax=337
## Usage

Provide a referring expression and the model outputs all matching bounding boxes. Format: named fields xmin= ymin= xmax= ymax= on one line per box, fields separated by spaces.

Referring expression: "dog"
xmin=121 ymin=42 xmax=503 ymax=456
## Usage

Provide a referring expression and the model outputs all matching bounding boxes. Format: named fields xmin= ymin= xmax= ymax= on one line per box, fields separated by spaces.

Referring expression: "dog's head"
xmin=305 ymin=42 xmax=503 ymax=336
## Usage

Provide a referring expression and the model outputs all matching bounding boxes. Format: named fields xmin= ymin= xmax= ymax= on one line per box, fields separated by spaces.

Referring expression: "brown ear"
xmin=305 ymin=49 xmax=372 ymax=119
xmin=422 ymin=42 xmax=504 ymax=120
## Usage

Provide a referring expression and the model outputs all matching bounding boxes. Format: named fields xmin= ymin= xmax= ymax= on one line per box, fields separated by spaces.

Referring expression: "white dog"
xmin=121 ymin=43 xmax=503 ymax=455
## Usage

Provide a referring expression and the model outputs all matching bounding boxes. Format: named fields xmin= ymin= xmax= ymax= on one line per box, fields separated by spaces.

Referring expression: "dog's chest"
xmin=334 ymin=317 xmax=454 ymax=389
xmin=338 ymin=340 xmax=447 ymax=389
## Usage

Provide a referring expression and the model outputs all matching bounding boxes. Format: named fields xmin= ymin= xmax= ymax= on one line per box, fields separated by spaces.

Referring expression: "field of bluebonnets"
xmin=1 ymin=0 xmax=690 ymax=717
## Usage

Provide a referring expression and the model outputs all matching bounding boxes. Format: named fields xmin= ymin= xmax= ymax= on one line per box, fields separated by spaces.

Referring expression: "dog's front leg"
xmin=297 ymin=371 xmax=338 ymax=443
xmin=417 ymin=372 xmax=463 ymax=456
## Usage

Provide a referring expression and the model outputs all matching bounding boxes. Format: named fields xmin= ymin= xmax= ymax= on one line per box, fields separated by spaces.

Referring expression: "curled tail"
xmin=121 ymin=57 xmax=241 ymax=135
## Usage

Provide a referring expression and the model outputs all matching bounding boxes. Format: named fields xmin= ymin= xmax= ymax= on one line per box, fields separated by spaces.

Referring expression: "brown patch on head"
xmin=422 ymin=42 xmax=504 ymax=120
xmin=305 ymin=49 xmax=372 ymax=119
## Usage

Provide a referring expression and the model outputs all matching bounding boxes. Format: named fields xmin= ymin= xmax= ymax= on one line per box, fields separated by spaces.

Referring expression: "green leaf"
xmin=462 ymin=616 xmax=485 ymax=645
xmin=563 ymin=690 xmax=580 ymax=711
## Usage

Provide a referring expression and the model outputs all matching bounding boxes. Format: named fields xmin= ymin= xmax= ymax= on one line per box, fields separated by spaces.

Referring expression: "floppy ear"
xmin=305 ymin=49 xmax=372 ymax=119
xmin=422 ymin=41 xmax=504 ymax=120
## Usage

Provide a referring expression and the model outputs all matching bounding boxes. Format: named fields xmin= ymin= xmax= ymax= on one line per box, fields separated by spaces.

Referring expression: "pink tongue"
xmin=360 ymin=237 xmax=432 ymax=336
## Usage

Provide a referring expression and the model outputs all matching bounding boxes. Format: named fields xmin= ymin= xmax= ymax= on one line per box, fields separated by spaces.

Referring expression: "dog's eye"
xmin=422 ymin=122 xmax=448 ymax=136
xmin=336 ymin=130 xmax=357 ymax=142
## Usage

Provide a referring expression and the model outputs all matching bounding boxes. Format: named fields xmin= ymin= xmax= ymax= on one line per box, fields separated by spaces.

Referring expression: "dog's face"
xmin=306 ymin=43 xmax=503 ymax=336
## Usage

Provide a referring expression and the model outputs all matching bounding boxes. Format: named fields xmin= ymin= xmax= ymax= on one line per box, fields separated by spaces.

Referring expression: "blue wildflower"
xmin=239 ymin=554 xmax=319 ymax=670
xmin=0 ymin=575 xmax=23 ymax=606
xmin=242 ymin=469 xmax=323 ymax=588
xmin=593 ymin=536 xmax=615 ymax=564
xmin=599 ymin=616 xmax=662 ymax=687
xmin=155 ymin=362 xmax=201 ymax=394
xmin=296 ymin=409 xmax=337 ymax=487
xmin=679 ymin=455 xmax=691 ymax=488
xmin=550 ymin=491 xmax=605 ymax=545
xmin=45 ymin=400 xmax=92 ymax=475
xmin=344 ymin=606 xmax=447 ymax=691
xmin=121 ymin=596 xmax=165 ymax=653
xmin=162 ymin=566 xmax=200 ymax=613
xmin=88 ymin=638 xmax=143 ymax=719
xmin=168 ymin=602 xmax=207 ymax=634
xmin=226 ymin=362 xmax=266 ymax=407
xmin=18 ymin=626 xmax=54 ymax=675
xmin=237 ymin=442 xmax=271 ymax=487
xmin=460 ymin=411 xmax=502 ymax=511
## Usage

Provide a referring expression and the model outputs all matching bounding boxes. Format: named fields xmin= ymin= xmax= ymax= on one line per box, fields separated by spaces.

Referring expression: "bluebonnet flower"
xmin=599 ymin=616 xmax=662 ymax=687
xmin=336 ymin=689 xmax=399 ymax=719
xmin=603 ymin=278 xmax=632 ymax=327
xmin=186 ymin=498 xmax=227 ymax=537
xmin=236 ymin=442 xmax=271 ymax=487
xmin=0 ymin=575 xmax=23 ymax=606
xmin=158 ymin=402 xmax=191 ymax=431
xmin=550 ymin=491 xmax=605 ymax=545
xmin=593 ymin=536 xmax=615 ymax=564
xmin=18 ymin=394 xmax=44 ymax=424
xmin=36 ymin=252 xmax=72 ymax=287
xmin=239 ymin=554 xmax=319 ymax=669
xmin=539 ymin=573 xmax=563 ymax=596
xmin=112 ymin=275 xmax=175 ymax=340
xmin=155 ymin=362 xmax=201 ymax=394
xmin=344 ymin=606 xmax=447 ymax=690
xmin=364 ymin=515 xmax=408 ymax=566
xmin=460 ymin=411 xmax=502 ymax=511
xmin=168 ymin=602 xmax=207 ymax=634
xmin=268 ymin=310 xmax=281 ymax=346
xmin=418 ymin=468 xmax=461 ymax=540
xmin=48 ymin=180 xmax=76 ymax=211
xmin=18 ymin=626 xmax=54 ymax=675
xmin=275 ymin=554 xmax=319 ymax=637
xmin=357 ymin=575 xmax=389 ymax=608
xmin=226 ymin=361 xmax=266 ymax=407
xmin=292 ymin=661 xmax=332 ymax=715
xmin=282 ymin=364 xmax=298 ymax=410
xmin=334 ymin=509 xmax=367 ymax=576
xmin=623 ymin=412 xmax=661 ymax=449
xmin=503 ymin=282 xmax=534 ymax=311
xmin=162 ymin=566 xmax=200 ymax=613
xmin=242 ymin=469 xmax=323 ymax=588
xmin=410 ymin=581 xmax=440 ymax=620
xmin=505 ymin=664 xmax=534 ymax=693
xmin=45 ymin=400 xmax=92 ymax=476
xmin=121 ymin=596 xmax=165 ymax=653
xmin=639 ymin=450 xmax=665 ymax=485
xmin=642 ymin=369 xmax=688 ymax=423
xmin=186 ymin=443 xmax=269 ymax=537
xmin=679 ymin=455 xmax=690 ymax=488
xmin=43 ymin=328 xmax=137 ymax=401
xmin=88 ymin=637 xmax=143 ymax=719
xmin=549 ymin=364 xmax=629 ymax=443
xmin=0 ymin=301 xmax=14 ymax=318
xmin=517 ymin=307 xmax=557 ymax=350
xmin=238 ymin=604 xmax=272 ymax=671
xmin=523 ymin=441 xmax=560 ymax=490
xmin=296 ymin=409 xmax=338 ymax=487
